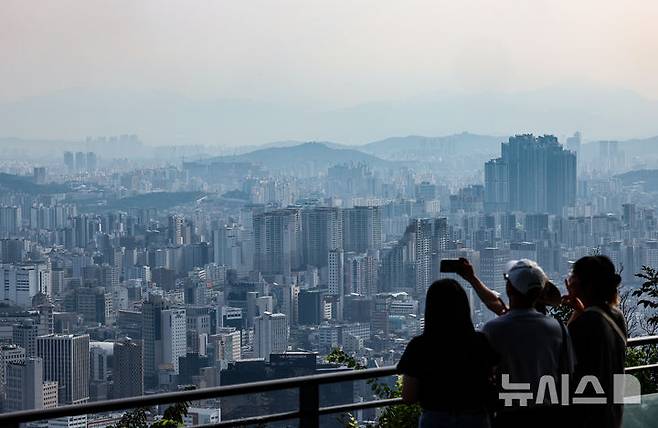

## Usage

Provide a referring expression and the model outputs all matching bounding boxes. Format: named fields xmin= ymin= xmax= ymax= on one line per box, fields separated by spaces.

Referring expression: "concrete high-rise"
xmin=253 ymin=208 xmax=301 ymax=276
xmin=113 ymin=338 xmax=143 ymax=399
xmin=161 ymin=308 xmax=186 ymax=374
xmin=5 ymin=357 xmax=44 ymax=411
xmin=168 ymin=215 xmax=185 ymax=246
xmin=141 ymin=294 xmax=163 ymax=387
xmin=327 ymin=249 xmax=344 ymax=297
xmin=254 ymin=312 xmax=288 ymax=361
xmin=480 ymin=247 xmax=511 ymax=296
xmin=484 ymin=135 xmax=576 ymax=215
xmin=37 ymin=334 xmax=89 ymax=405
xmin=0 ymin=344 xmax=26 ymax=396
xmin=343 ymin=206 xmax=381 ymax=253
xmin=63 ymin=152 xmax=74 ymax=172
xmin=13 ymin=319 xmax=38 ymax=357
xmin=301 ymin=207 xmax=343 ymax=269
xmin=0 ymin=206 xmax=22 ymax=238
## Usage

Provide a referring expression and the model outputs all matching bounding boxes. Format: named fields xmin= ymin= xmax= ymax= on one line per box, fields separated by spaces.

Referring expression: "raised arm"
xmin=456 ymin=258 xmax=509 ymax=316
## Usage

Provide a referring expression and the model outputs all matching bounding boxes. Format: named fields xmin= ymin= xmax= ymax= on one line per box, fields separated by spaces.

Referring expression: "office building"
xmin=5 ymin=357 xmax=44 ymax=411
xmin=113 ymin=338 xmax=143 ymax=399
xmin=142 ymin=295 xmax=163 ymax=387
xmin=480 ymin=247 xmax=511 ymax=296
xmin=254 ymin=312 xmax=288 ymax=361
xmin=161 ymin=308 xmax=186 ymax=374
xmin=0 ymin=344 xmax=26 ymax=395
xmin=37 ymin=334 xmax=90 ymax=405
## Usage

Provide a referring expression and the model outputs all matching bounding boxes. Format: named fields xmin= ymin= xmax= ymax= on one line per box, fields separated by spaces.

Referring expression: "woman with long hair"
xmin=563 ymin=255 xmax=627 ymax=428
xmin=398 ymin=279 xmax=498 ymax=428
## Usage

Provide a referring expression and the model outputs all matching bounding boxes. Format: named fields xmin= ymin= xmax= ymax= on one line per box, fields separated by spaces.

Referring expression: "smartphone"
xmin=440 ymin=258 xmax=461 ymax=273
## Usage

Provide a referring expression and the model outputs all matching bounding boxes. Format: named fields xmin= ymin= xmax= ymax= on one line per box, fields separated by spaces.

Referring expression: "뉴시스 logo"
xmin=499 ymin=374 xmax=642 ymax=406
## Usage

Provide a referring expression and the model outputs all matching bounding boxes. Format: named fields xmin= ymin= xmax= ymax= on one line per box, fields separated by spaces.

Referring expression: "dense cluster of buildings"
xmin=0 ymin=133 xmax=654 ymax=426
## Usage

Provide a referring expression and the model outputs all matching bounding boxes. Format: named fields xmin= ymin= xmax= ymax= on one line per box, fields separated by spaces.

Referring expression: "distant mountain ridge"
xmin=2 ymin=84 xmax=658 ymax=146
xmin=359 ymin=132 xmax=504 ymax=160
xmin=205 ymin=142 xmax=397 ymax=171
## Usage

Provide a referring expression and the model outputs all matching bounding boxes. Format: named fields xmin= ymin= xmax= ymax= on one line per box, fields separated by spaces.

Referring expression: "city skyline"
xmin=2 ymin=2 xmax=658 ymax=425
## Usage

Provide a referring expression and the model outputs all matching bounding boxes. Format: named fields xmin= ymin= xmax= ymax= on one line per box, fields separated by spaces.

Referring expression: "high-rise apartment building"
xmin=566 ymin=132 xmax=581 ymax=155
xmin=63 ymin=152 xmax=74 ymax=172
xmin=74 ymin=152 xmax=86 ymax=172
xmin=168 ymin=215 xmax=185 ymax=246
xmin=343 ymin=206 xmax=381 ymax=253
xmin=113 ymin=337 xmax=143 ymax=399
xmin=253 ymin=208 xmax=301 ymax=276
xmin=301 ymin=207 xmax=343 ymax=268
xmin=0 ymin=206 xmax=22 ymax=238
xmin=327 ymin=249 xmax=344 ymax=297
xmin=212 ymin=225 xmax=242 ymax=268
xmin=484 ymin=135 xmax=576 ymax=215
xmin=37 ymin=334 xmax=89 ymax=405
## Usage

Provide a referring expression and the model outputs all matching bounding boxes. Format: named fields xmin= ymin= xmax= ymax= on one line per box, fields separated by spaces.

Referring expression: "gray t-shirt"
xmin=481 ymin=308 xmax=573 ymax=400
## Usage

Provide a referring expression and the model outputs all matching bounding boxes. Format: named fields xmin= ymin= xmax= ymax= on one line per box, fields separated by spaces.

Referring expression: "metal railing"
xmin=1 ymin=335 xmax=657 ymax=428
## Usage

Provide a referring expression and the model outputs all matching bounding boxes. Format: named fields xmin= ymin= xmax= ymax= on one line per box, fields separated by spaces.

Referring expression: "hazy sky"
xmin=3 ymin=0 xmax=658 ymax=105
xmin=2 ymin=1 xmax=658 ymax=145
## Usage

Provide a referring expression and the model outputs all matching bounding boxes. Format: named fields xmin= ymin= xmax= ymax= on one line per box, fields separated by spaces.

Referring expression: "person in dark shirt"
xmin=398 ymin=279 xmax=498 ymax=428
xmin=563 ymin=255 xmax=627 ymax=428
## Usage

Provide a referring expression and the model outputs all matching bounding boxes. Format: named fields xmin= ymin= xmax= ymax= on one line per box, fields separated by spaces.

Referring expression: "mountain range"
xmin=2 ymin=83 xmax=658 ymax=148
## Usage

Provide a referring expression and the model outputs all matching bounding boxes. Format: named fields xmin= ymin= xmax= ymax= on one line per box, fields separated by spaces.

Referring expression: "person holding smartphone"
xmin=444 ymin=258 xmax=510 ymax=316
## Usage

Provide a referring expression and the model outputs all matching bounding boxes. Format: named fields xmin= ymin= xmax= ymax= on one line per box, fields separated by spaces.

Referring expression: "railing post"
xmin=299 ymin=382 xmax=320 ymax=428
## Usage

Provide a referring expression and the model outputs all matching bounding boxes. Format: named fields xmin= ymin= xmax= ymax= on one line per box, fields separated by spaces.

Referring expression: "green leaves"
xmin=326 ymin=348 xmax=421 ymax=428
xmin=633 ymin=266 xmax=658 ymax=327
xmin=108 ymin=397 xmax=191 ymax=428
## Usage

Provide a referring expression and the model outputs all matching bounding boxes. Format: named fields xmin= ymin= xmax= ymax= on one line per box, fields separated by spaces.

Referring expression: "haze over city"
xmin=2 ymin=3 xmax=658 ymax=428
xmin=3 ymin=1 xmax=658 ymax=145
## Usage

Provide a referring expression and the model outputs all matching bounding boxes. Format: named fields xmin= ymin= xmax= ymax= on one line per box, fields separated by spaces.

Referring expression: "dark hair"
xmin=572 ymin=255 xmax=621 ymax=306
xmin=424 ymin=279 xmax=475 ymax=339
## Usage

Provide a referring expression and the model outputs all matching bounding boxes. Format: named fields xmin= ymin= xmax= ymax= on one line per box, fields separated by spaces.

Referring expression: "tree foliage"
xmin=109 ymin=400 xmax=190 ymax=428
xmin=327 ymin=348 xmax=421 ymax=428
xmin=633 ymin=265 xmax=658 ymax=329
xmin=625 ymin=266 xmax=658 ymax=395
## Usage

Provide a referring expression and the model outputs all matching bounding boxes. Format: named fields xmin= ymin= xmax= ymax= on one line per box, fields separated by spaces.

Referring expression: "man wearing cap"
xmin=481 ymin=259 xmax=573 ymax=428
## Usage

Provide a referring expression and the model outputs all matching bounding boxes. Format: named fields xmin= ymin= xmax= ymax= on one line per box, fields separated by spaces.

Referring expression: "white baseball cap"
xmin=504 ymin=259 xmax=549 ymax=295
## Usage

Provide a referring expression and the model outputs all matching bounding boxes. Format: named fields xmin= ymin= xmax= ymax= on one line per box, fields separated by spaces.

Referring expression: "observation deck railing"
xmin=1 ymin=335 xmax=657 ymax=427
